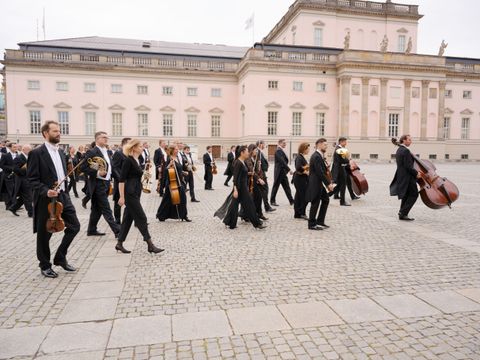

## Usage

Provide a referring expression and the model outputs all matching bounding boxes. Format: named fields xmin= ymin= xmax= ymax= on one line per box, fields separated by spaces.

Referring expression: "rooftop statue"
xmin=438 ymin=40 xmax=448 ymax=56
xmin=405 ymin=37 xmax=412 ymax=54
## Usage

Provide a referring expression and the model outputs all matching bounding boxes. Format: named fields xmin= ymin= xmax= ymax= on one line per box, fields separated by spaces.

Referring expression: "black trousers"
xmin=113 ymin=180 xmax=122 ymax=224
xmin=224 ymin=174 xmax=233 ymax=185
xmin=3 ymin=176 xmax=15 ymax=208
xmin=11 ymin=178 xmax=33 ymax=216
xmin=259 ymin=179 xmax=271 ymax=210
xmin=335 ymin=168 xmax=347 ymax=204
xmin=186 ymin=172 xmax=196 ymax=200
xmin=118 ymin=192 xmax=151 ymax=242
xmin=87 ymin=180 xmax=120 ymax=235
xmin=308 ymin=192 xmax=330 ymax=228
xmin=204 ymin=167 xmax=213 ymax=189
xmin=293 ymin=175 xmax=308 ymax=217
xmin=252 ymin=185 xmax=263 ymax=216
xmin=400 ymin=181 xmax=419 ymax=216
xmin=67 ymin=175 xmax=78 ymax=197
xmin=270 ymin=174 xmax=293 ymax=204
xmin=335 ymin=174 xmax=355 ymax=199
xmin=36 ymin=192 xmax=80 ymax=270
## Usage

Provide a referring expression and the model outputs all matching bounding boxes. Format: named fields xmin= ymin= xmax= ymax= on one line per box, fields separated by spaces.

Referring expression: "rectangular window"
xmin=57 ymin=111 xmax=70 ymax=135
xmin=412 ymin=87 xmax=420 ymax=98
xmin=163 ymin=114 xmax=173 ymax=137
xmin=316 ymin=112 xmax=325 ymax=136
xmin=84 ymin=82 xmax=96 ymax=92
xmin=292 ymin=112 xmax=302 ymax=136
xmin=211 ymin=88 xmax=222 ymax=97
xmin=27 ymin=80 xmax=40 ymax=90
xmin=211 ymin=115 xmax=221 ymax=137
xmin=429 ymin=88 xmax=438 ymax=99
xmin=461 ymin=154 xmax=469 ymax=160
xmin=429 ymin=154 xmax=437 ymax=160
xmin=163 ymin=86 xmax=173 ymax=95
xmin=111 ymin=84 xmax=122 ymax=93
xmin=138 ymin=113 xmax=149 ymax=136
xmin=268 ymin=111 xmax=278 ymax=136
xmin=187 ymin=87 xmax=198 ymax=96
xmin=445 ymin=89 xmax=452 ymax=98
xmin=351 ymin=154 xmax=360 ymax=160
xmin=268 ymin=81 xmax=278 ymax=90
xmin=390 ymin=86 xmax=401 ymax=99
xmin=388 ymin=113 xmax=399 ymax=138
xmin=461 ymin=118 xmax=470 ymax=140
xmin=56 ymin=81 xmax=68 ymax=91
xmin=370 ymin=85 xmax=379 ymax=96
xmin=352 ymin=84 xmax=361 ymax=96
xmin=85 ymin=112 xmax=96 ymax=135
xmin=187 ymin=114 xmax=197 ymax=137
xmin=398 ymin=35 xmax=406 ymax=52
xmin=112 ymin=113 xmax=123 ymax=137
xmin=316 ymin=82 xmax=326 ymax=92
xmin=443 ymin=117 xmax=450 ymax=140
xmin=314 ymin=28 xmax=323 ymax=46
xmin=445 ymin=154 xmax=450 ymax=160
xmin=370 ymin=154 xmax=379 ymax=160
xmin=137 ymin=85 xmax=148 ymax=95
xmin=29 ymin=111 xmax=41 ymax=134
xmin=293 ymin=81 xmax=303 ymax=91
xmin=463 ymin=90 xmax=472 ymax=99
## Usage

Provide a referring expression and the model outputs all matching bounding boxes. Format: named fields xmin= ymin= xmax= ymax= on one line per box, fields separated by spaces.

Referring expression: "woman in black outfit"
xmin=156 ymin=145 xmax=191 ymax=222
xmin=67 ymin=146 xmax=79 ymax=198
xmin=245 ymin=144 xmax=267 ymax=221
xmin=116 ymin=139 xmax=164 ymax=254
xmin=215 ymin=145 xmax=266 ymax=230
xmin=293 ymin=142 xmax=310 ymax=219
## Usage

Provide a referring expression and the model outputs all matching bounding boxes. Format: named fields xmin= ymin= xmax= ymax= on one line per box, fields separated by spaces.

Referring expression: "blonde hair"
xmin=167 ymin=145 xmax=177 ymax=157
xmin=123 ymin=139 xmax=142 ymax=156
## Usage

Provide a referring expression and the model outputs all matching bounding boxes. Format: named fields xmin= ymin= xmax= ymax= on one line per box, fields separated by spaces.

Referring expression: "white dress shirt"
xmin=96 ymin=145 xmax=112 ymax=181
xmin=45 ymin=142 xmax=66 ymax=191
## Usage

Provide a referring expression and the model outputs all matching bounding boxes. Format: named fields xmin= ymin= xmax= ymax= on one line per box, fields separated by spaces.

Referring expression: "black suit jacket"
xmin=203 ymin=153 xmax=212 ymax=167
xmin=331 ymin=145 xmax=349 ymax=182
xmin=153 ymin=148 xmax=166 ymax=178
xmin=13 ymin=153 xmax=28 ymax=177
xmin=274 ymin=148 xmax=290 ymax=181
xmin=224 ymin=151 xmax=235 ymax=176
xmin=306 ymin=151 xmax=330 ymax=202
xmin=80 ymin=146 xmax=111 ymax=195
xmin=27 ymin=144 xmax=68 ymax=233
xmin=390 ymin=145 xmax=418 ymax=199
xmin=111 ymin=150 xmax=127 ymax=181
xmin=0 ymin=152 xmax=15 ymax=177
xmin=259 ymin=151 xmax=269 ymax=175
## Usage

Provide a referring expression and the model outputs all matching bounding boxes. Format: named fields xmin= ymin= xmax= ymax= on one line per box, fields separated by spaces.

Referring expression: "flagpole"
xmin=252 ymin=14 xmax=255 ymax=44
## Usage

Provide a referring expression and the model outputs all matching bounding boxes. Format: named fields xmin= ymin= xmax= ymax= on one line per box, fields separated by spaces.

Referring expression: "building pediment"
xmin=313 ymin=103 xmax=329 ymax=110
xmin=387 ymin=106 xmax=404 ymax=111
xmin=24 ymin=101 xmax=43 ymax=108
xmin=460 ymin=108 xmax=474 ymax=115
xmin=54 ymin=102 xmax=72 ymax=109
xmin=444 ymin=107 xmax=454 ymax=115
xmin=160 ymin=106 xmax=176 ymax=112
xmin=134 ymin=105 xmax=151 ymax=112
xmin=109 ymin=104 xmax=125 ymax=111
xmin=312 ymin=20 xmax=325 ymax=27
xmin=209 ymin=107 xmax=224 ymax=114
xmin=265 ymin=102 xmax=282 ymax=109
xmin=185 ymin=106 xmax=200 ymax=113
xmin=81 ymin=103 xmax=99 ymax=110
xmin=397 ymin=27 xmax=409 ymax=33
xmin=290 ymin=102 xmax=306 ymax=110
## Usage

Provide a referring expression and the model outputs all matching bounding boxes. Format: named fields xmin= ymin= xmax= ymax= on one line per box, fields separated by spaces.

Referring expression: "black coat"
xmin=331 ymin=145 xmax=349 ymax=182
xmin=224 ymin=152 xmax=235 ymax=176
xmin=27 ymin=144 xmax=68 ymax=233
xmin=273 ymin=148 xmax=290 ymax=181
xmin=0 ymin=152 xmax=15 ymax=177
xmin=13 ymin=153 xmax=28 ymax=196
xmin=306 ymin=151 xmax=330 ymax=202
xmin=119 ymin=156 xmax=143 ymax=196
xmin=80 ymin=146 xmax=112 ymax=195
xmin=153 ymin=148 xmax=167 ymax=179
xmin=258 ymin=151 xmax=269 ymax=179
xmin=390 ymin=145 xmax=418 ymax=199
xmin=293 ymin=154 xmax=308 ymax=187
xmin=203 ymin=152 xmax=213 ymax=167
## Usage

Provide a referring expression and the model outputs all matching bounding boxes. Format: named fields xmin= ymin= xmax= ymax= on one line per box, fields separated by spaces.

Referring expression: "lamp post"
xmin=16 ymin=129 xmax=19 ymax=143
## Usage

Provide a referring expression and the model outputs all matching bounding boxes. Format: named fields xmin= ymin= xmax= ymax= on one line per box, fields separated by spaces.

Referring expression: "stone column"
xmin=403 ymin=79 xmax=412 ymax=135
xmin=361 ymin=77 xmax=370 ymax=139
xmin=420 ymin=80 xmax=430 ymax=140
xmin=379 ymin=78 xmax=388 ymax=138
xmin=437 ymin=81 xmax=446 ymax=140
xmin=339 ymin=76 xmax=351 ymax=137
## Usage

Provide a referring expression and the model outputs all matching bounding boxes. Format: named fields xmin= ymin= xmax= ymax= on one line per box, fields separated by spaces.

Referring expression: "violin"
xmin=46 ymin=191 xmax=65 ymax=233
xmin=392 ymin=138 xmax=459 ymax=209
xmin=212 ymin=160 xmax=218 ymax=175
xmin=349 ymin=160 xmax=369 ymax=196
xmin=323 ymin=156 xmax=335 ymax=197
xmin=168 ymin=161 xmax=181 ymax=206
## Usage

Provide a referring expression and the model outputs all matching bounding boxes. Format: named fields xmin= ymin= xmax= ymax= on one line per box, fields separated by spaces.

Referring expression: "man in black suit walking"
xmin=270 ymin=139 xmax=293 ymax=206
xmin=80 ymin=131 xmax=120 ymax=237
xmin=153 ymin=139 xmax=167 ymax=196
xmin=306 ymin=138 xmax=334 ymax=230
xmin=390 ymin=134 xmax=420 ymax=221
xmin=184 ymin=145 xmax=199 ymax=202
xmin=331 ymin=137 xmax=350 ymax=206
xmin=9 ymin=144 xmax=33 ymax=217
xmin=256 ymin=140 xmax=275 ymax=213
xmin=203 ymin=146 xmax=214 ymax=190
xmin=112 ymin=137 xmax=131 ymax=224
xmin=224 ymin=146 xmax=235 ymax=186
xmin=0 ymin=142 xmax=17 ymax=210
xmin=28 ymin=121 xmax=80 ymax=278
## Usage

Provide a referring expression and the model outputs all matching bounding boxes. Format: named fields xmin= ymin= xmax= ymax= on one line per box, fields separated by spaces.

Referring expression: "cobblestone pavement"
xmin=0 ymin=163 xmax=479 ymax=359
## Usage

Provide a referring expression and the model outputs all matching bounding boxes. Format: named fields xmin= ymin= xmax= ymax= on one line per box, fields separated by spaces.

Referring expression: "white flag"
xmin=245 ymin=13 xmax=254 ymax=30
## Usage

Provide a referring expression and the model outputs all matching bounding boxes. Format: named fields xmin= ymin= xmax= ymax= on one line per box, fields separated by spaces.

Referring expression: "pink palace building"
xmin=2 ymin=0 xmax=480 ymax=160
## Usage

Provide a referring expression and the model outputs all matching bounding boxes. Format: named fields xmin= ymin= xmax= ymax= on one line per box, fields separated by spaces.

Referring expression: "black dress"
xmin=118 ymin=156 xmax=151 ymax=242
xmin=293 ymin=154 xmax=309 ymax=217
xmin=215 ymin=159 xmax=261 ymax=229
xmin=156 ymin=160 xmax=188 ymax=221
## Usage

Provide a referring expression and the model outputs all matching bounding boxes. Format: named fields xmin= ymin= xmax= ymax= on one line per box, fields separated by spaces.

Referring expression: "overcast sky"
xmin=1 ymin=0 xmax=479 ymax=60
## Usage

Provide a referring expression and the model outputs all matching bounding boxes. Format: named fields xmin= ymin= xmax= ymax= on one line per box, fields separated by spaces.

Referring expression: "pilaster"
xmin=421 ymin=80 xmax=430 ymax=140
xmin=361 ymin=77 xmax=370 ymax=139
xmin=437 ymin=81 xmax=446 ymax=140
xmin=379 ymin=78 xmax=388 ymax=138
xmin=403 ymin=79 xmax=412 ymax=135
xmin=339 ymin=76 xmax=351 ymax=137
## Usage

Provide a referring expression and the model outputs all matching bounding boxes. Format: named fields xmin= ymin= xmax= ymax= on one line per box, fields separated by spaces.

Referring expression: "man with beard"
xmin=27 ymin=121 xmax=80 ymax=278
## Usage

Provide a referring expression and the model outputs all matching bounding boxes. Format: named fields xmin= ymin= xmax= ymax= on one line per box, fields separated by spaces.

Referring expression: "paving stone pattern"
xmin=0 ymin=163 xmax=479 ymax=359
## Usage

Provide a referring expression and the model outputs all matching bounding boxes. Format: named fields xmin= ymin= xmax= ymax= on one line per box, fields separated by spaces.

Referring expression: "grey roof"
xmin=18 ymin=36 xmax=250 ymax=59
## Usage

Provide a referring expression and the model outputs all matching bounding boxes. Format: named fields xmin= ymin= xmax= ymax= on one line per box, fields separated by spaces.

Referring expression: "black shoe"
xmin=333 ymin=195 xmax=340 ymax=200
xmin=399 ymin=215 xmax=415 ymax=221
xmin=53 ymin=261 xmax=76 ymax=272
xmin=351 ymin=196 xmax=360 ymax=200
xmin=81 ymin=197 xmax=88 ymax=209
xmin=146 ymin=239 xmax=165 ymax=254
xmin=271 ymin=202 xmax=279 ymax=207
xmin=224 ymin=183 xmax=229 ymax=187
xmin=8 ymin=208 xmax=19 ymax=216
xmin=301 ymin=215 xmax=309 ymax=220
xmin=74 ymin=194 xmax=79 ymax=198
xmin=308 ymin=225 xmax=324 ymax=231
xmin=87 ymin=231 xmax=106 ymax=236
xmin=318 ymin=223 xmax=330 ymax=228
xmin=259 ymin=215 xmax=268 ymax=221
xmin=289 ymin=200 xmax=294 ymax=206
xmin=115 ymin=243 xmax=131 ymax=254
xmin=182 ymin=217 xmax=192 ymax=222
xmin=340 ymin=203 xmax=351 ymax=206
xmin=266 ymin=208 xmax=276 ymax=213
xmin=41 ymin=268 xmax=58 ymax=278
xmin=255 ymin=224 xmax=267 ymax=229
xmin=191 ymin=199 xmax=200 ymax=203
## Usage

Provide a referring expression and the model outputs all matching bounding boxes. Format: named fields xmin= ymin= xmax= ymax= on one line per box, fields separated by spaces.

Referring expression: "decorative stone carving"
xmin=108 ymin=104 xmax=126 ymax=111
xmin=380 ymin=35 xmax=389 ymax=52
xmin=438 ymin=40 xmax=448 ymax=56
xmin=240 ymin=104 xmax=245 ymax=111
xmin=344 ymin=32 xmax=350 ymax=50
xmin=134 ymin=105 xmax=151 ymax=112
xmin=209 ymin=107 xmax=224 ymax=114
xmin=265 ymin=102 xmax=282 ymax=109
xmin=24 ymin=101 xmax=43 ymax=108
xmin=405 ymin=37 xmax=412 ymax=54
xmin=397 ymin=27 xmax=409 ymax=34
xmin=460 ymin=108 xmax=474 ymax=115
xmin=53 ymin=102 xmax=72 ymax=109
xmin=290 ymin=102 xmax=306 ymax=109
xmin=312 ymin=20 xmax=325 ymax=26
xmin=313 ymin=103 xmax=329 ymax=110
xmin=159 ymin=106 xmax=176 ymax=112
xmin=444 ymin=107 xmax=454 ymax=115
xmin=81 ymin=103 xmax=99 ymax=110
xmin=184 ymin=106 xmax=200 ymax=113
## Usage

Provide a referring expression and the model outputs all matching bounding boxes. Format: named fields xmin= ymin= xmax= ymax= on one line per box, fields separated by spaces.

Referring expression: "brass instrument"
xmin=87 ymin=156 xmax=107 ymax=172
xmin=21 ymin=163 xmax=27 ymax=170
xmin=336 ymin=148 xmax=350 ymax=159
xmin=302 ymin=164 xmax=310 ymax=173
xmin=141 ymin=161 xmax=152 ymax=193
